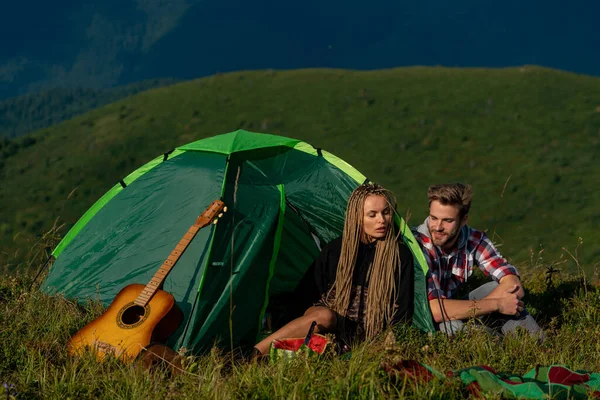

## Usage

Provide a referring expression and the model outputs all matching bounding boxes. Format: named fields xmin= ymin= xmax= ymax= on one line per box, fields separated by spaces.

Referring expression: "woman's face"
xmin=362 ymin=194 xmax=392 ymax=242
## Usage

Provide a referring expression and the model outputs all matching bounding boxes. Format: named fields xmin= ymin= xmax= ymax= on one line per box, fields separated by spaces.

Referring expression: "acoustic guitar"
xmin=67 ymin=199 xmax=226 ymax=363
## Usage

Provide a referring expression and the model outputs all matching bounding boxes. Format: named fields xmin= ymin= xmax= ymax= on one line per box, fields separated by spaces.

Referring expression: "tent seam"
xmin=194 ymin=157 xmax=231 ymax=298
xmin=256 ymin=184 xmax=286 ymax=343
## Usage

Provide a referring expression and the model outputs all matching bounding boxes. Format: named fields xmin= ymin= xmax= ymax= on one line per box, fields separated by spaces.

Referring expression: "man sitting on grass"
xmin=411 ymin=183 xmax=544 ymax=337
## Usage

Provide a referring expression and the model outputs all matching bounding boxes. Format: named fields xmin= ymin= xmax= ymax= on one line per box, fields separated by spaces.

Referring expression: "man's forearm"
xmin=486 ymin=275 xmax=524 ymax=300
xmin=429 ymin=298 xmax=499 ymax=323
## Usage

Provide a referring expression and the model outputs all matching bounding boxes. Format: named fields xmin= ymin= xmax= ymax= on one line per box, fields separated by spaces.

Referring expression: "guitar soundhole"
xmin=120 ymin=305 xmax=147 ymax=326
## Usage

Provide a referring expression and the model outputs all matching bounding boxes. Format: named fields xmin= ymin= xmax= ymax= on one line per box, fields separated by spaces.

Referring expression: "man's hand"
xmin=495 ymin=284 xmax=524 ymax=316
xmin=498 ymin=275 xmax=525 ymax=299
xmin=484 ymin=275 xmax=525 ymax=301
xmin=429 ymin=286 xmax=523 ymax=323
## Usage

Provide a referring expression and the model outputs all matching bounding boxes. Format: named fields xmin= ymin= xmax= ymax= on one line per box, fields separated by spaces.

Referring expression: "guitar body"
xmin=68 ymin=283 xmax=183 ymax=363
xmin=67 ymin=199 xmax=226 ymax=364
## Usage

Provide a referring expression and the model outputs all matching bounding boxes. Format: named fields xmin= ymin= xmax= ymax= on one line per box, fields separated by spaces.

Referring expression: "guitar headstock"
xmin=197 ymin=199 xmax=227 ymax=228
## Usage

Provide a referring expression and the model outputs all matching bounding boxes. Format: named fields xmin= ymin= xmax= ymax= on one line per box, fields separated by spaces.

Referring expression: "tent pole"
xmin=29 ymin=254 xmax=55 ymax=292
xmin=228 ymin=165 xmax=242 ymax=355
xmin=256 ymin=184 xmax=286 ymax=344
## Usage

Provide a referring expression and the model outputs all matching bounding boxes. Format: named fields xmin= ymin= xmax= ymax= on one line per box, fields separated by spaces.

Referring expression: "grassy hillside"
xmin=0 ymin=78 xmax=178 ymax=139
xmin=1 ymin=67 xmax=600 ymax=272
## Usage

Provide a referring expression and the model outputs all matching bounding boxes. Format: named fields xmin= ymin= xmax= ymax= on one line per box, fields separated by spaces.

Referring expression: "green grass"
xmin=2 ymin=265 xmax=600 ymax=399
xmin=1 ymin=66 xmax=600 ymax=273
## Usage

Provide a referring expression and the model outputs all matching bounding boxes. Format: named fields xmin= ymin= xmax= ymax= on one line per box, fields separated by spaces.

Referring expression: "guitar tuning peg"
xmin=218 ymin=213 xmax=223 ymax=218
xmin=213 ymin=219 xmax=218 ymax=225
xmin=223 ymin=207 xmax=228 ymax=213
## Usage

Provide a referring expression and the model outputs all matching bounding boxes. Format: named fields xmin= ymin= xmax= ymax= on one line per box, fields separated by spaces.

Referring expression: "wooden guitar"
xmin=67 ymin=199 xmax=226 ymax=363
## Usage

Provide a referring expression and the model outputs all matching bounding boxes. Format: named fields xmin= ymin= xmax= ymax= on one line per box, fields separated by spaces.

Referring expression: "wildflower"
xmin=3 ymin=382 xmax=17 ymax=398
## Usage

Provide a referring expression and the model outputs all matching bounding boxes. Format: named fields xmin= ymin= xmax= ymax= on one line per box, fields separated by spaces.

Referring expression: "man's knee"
xmin=502 ymin=313 xmax=545 ymax=339
xmin=468 ymin=281 xmax=499 ymax=300
xmin=437 ymin=320 xmax=465 ymax=336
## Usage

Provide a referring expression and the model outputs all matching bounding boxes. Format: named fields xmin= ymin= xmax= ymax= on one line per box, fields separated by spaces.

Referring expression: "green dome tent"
xmin=44 ymin=129 xmax=434 ymax=354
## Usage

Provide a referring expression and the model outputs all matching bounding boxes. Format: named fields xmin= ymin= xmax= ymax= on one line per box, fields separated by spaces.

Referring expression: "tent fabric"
xmin=51 ymin=148 xmax=187 ymax=258
xmin=383 ymin=360 xmax=600 ymax=399
xmin=43 ymin=129 xmax=434 ymax=354
xmin=179 ymin=129 xmax=301 ymax=154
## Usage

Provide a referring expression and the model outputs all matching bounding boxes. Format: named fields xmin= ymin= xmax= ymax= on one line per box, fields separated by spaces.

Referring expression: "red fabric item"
xmin=547 ymin=365 xmax=590 ymax=385
xmin=381 ymin=360 xmax=436 ymax=384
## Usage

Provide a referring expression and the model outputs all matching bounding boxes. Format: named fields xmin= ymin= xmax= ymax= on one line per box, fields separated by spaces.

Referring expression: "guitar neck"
xmin=134 ymin=223 xmax=202 ymax=307
xmin=132 ymin=199 xmax=225 ymax=308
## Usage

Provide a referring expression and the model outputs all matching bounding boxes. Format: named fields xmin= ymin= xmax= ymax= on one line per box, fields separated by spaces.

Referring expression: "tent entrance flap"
xmin=180 ymin=166 xmax=283 ymax=351
xmin=262 ymin=199 xmax=322 ymax=331
xmin=256 ymin=184 xmax=286 ymax=343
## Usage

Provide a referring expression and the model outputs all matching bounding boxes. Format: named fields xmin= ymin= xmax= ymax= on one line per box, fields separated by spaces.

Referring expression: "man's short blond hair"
xmin=427 ymin=183 xmax=472 ymax=218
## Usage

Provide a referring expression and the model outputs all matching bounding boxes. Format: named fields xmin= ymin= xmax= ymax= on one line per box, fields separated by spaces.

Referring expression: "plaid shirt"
xmin=412 ymin=219 xmax=519 ymax=301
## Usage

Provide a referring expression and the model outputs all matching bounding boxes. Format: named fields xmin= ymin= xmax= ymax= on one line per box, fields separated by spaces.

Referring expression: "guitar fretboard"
xmin=132 ymin=199 xmax=224 ymax=307
xmin=133 ymin=225 xmax=201 ymax=307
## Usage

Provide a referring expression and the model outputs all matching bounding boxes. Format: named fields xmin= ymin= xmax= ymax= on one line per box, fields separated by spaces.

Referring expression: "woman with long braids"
xmin=253 ymin=183 xmax=414 ymax=355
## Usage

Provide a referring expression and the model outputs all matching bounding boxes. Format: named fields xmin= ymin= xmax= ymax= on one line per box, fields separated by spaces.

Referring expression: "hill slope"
xmin=1 ymin=67 xmax=600 ymax=271
xmin=0 ymin=78 xmax=178 ymax=138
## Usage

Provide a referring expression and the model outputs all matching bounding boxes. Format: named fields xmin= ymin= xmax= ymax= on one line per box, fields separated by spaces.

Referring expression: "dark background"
xmin=1 ymin=0 xmax=598 ymax=99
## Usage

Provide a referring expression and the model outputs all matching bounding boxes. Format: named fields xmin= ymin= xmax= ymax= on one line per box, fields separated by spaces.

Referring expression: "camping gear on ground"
xmin=383 ymin=360 xmax=600 ymax=399
xmin=67 ymin=200 xmax=225 ymax=362
xmin=269 ymin=321 xmax=330 ymax=362
xmin=43 ymin=129 xmax=433 ymax=356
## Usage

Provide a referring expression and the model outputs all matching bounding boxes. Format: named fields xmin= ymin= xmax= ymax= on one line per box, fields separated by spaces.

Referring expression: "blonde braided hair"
xmin=329 ymin=183 xmax=401 ymax=339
